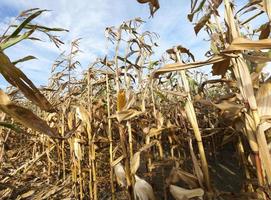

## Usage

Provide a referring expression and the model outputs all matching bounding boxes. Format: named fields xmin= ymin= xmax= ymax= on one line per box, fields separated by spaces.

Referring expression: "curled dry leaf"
xmin=136 ymin=0 xmax=160 ymax=16
xmin=169 ymin=185 xmax=204 ymax=200
xmin=188 ymin=0 xmax=222 ymax=34
xmin=0 ymin=89 xmax=61 ymax=138
xmin=194 ymin=12 xmax=212 ymax=35
xmin=211 ymin=58 xmax=231 ymax=76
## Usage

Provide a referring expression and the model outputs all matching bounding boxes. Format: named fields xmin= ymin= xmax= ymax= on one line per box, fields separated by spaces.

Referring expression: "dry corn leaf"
xmin=0 ymin=90 xmax=60 ymax=138
xmin=155 ymin=111 xmax=164 ymax=128
xmin=67 ymin=111 xmax=74 ymax=130
xmin=139 ymin=140 xmax=159 ymax=152
xmin=112 ymin=155 xmax=124 ymax=167
xmin=76 ymin=106 xmax=90 ymax=125
xmin=76 ymin=105 xmax=91 ymax=134
xmin=263 ymin=0 xmax=271 ymax=21
xmin=188 ymin=139 xmax=204 ymax=188
xmin=169 ymin=185 xmax=204 ymax=200
xmin=214 ymin=100 xmax=243 ymax=117
xmin=233 ymin=57 xmax=258 ymax=110
xmin=166 ymin=46 xmax=195 ymax=62
xmin=185 ymin=101 xmax=199 ymax=131
xmin=153 ymin=55 xmax=227 ymax=76
xmin=125 ymin=90 xmax=136 ymax=110
xmin=243 ymin=51 xmax=271 ymax=64
xmin=224 ymin=0 xmax=239 ymax=39
xmin=167 ymin=168 xmax=199 ymax=188
xmin=110 ymin=109 xmax=143 ymax=122
xmin=211 ymin=58 xmax=231 ymax=76
xmin=190 ymin=0 xmax=222 ymax=34
xmin=147 ymin=127 xmax=164 ymax=137
xmin=258 ymin=22 xmax=271 ymax=39
xmin=225 ymin=37 xmax=271 ymax=51
xmin=257 ymin=123 xmax=271 ymax=184
xmin=256 ymin=82 xmax=271 ymax=117
xmin=244 ymin=113 xmax=259 ymax=153
xmin=0 ymin=51 xmax=54 ymax=112
xmin=194 ymin=12 xmax=212 ymax=35
xmin=20 ymin=190 xmax=35 ymax=198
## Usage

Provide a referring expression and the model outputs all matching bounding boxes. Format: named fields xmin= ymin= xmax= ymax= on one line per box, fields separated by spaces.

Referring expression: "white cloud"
xmin=0 ymin=0 xmax=269 ymax=89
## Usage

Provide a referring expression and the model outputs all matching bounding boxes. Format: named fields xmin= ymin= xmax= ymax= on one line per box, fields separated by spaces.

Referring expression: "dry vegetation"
xmin=0 ymin=0 xmax=271 ymax=199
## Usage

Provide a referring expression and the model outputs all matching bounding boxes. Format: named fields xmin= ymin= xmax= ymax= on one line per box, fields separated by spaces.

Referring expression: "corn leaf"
xmin=4 ymin=9 xmax=45 ymax=42
xmin=0 ymin=51 xmax=54 ymax=112
xmin=153 ymin=55 xmax=227 ymax=76
xmin=0 ymin=30 xmax=34 ymax=50
xmin=225 ymin=37 xmax=271 ymax=51
xmin=0 ymin=90 xmax=60 ymax=138
xmin=12 ymin=55 xmax=37 ymax=65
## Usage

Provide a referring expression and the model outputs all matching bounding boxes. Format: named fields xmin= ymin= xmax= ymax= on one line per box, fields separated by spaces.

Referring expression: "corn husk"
xmin=169 ymin=185 xmax=204 ymax=200
xmin=134 ymin=175 xmax=155 ymax=200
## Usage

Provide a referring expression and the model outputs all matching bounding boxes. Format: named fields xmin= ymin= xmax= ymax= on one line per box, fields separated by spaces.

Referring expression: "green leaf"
xmin=4 ymin=9 xmax=46 ymax=41
xmin=0 ymin=30 xmax=34 ymax=50
xmin=12 ymin=55 xmax=37 ymax=65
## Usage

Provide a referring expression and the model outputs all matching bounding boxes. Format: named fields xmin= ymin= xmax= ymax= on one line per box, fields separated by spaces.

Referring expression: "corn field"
xmin=0 ymin=0 xmax=271 ymax=199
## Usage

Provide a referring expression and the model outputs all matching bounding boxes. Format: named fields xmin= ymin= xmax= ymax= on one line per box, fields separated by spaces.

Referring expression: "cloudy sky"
xmin=0 ymin=0 xmax=269 ymax=88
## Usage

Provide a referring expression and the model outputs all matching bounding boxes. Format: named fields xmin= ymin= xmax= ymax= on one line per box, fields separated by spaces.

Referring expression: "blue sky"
xmin=0 ymin=0 xmax=269 ymax=88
